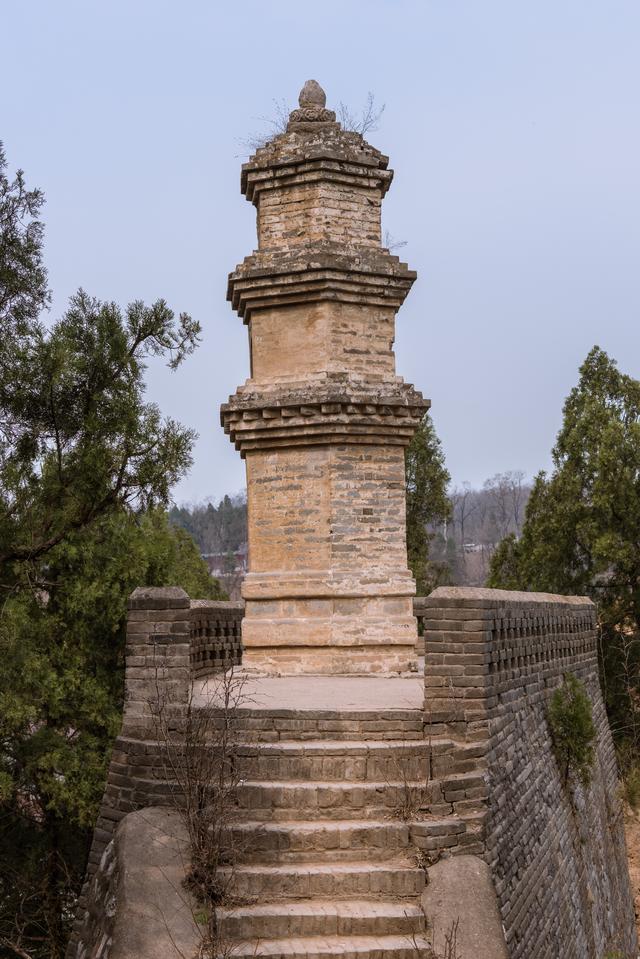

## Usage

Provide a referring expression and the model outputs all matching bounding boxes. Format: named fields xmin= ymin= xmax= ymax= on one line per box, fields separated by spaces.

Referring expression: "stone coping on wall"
xmin=426 ymin=585 xmax=594 ymax=608
xmin=128 ymin=585 xmax=190 ymax=609
xmin=189 ymin=599 xmax=244 ymax=610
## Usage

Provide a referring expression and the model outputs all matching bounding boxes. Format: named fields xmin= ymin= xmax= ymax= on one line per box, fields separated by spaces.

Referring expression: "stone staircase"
xmin=206 ymin=703 xmax=486 ymax=959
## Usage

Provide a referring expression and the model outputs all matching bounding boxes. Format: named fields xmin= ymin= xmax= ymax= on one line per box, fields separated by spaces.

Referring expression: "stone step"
xmin=209 ymin=708 xmax=425 ymax=742
xmin=218 ymin=899 xmax=427 ymax=940
xmin=230 ymin=819 xmax=411 ymax=863
xmin=224 ymin=860 xmax=426 ymax=901
xmin=235 ymin=739 xmax=430 ymax=782
xmin=233 ymin=780 xmax=430 ymax=820
xmin=226 ymin=933 xmax=433 ymax=959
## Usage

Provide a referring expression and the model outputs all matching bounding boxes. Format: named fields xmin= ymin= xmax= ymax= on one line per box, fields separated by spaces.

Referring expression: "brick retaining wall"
xmin=423 ymin=587 xmax=637 ymax=959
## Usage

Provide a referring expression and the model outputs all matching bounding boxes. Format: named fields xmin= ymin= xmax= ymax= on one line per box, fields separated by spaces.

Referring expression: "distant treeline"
xmin=170 ymin=471 xmax=530 ymax=588
xmin=433 ymin=471 xmax=532 ymax=586
xmin=169 ymin=493 xmax=248 ymax=556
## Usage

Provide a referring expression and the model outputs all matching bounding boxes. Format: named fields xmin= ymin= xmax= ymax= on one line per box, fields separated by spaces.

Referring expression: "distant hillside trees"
xmin=170 ymin=493 xmax=247 ymax=556
xmin=432 ymin=472 xmax=532 ymax=586
xmin=489 ymin=347 xmax=640 ymax=767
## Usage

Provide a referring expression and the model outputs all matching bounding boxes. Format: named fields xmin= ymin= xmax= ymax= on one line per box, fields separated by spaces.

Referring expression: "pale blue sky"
xmin=2 ymin=1 xmax=639 ymax=503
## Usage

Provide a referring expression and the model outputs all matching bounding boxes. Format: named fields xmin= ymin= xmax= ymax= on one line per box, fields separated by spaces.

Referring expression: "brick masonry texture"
xmin=423 ymin=586 xmax=638 ymax=959
xmin=221 ymin=81 xmax=428 ymax=674
xmin=72 ymin=587 xmax=637 ymax=958
xmin=66 ymin=588 xmax=244 ymax=958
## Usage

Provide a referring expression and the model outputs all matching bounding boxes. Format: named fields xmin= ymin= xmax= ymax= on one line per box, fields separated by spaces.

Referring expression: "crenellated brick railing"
xmin=190 ymin=599 xmax=243 ymax=678
xmin=422 ymin=587 xmax=597 ymax=739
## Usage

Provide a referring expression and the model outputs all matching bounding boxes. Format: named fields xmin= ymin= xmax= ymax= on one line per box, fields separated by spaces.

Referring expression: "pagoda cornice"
xmin=227 ymin=243 xmax=416 ymax=323
xmin=220 ymin=379 xmax=429 ymax=455
xmin=241 ymin=151 xmax=393 ymax=203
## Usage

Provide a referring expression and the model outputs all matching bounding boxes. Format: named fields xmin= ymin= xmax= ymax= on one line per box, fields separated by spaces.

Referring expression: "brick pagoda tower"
xmin=222 ymin=80 xmax=428 ymax=674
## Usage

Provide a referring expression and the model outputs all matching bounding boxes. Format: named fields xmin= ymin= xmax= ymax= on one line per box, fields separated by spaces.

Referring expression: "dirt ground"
xmin=625 ymin=807 xmax=640 ymax=939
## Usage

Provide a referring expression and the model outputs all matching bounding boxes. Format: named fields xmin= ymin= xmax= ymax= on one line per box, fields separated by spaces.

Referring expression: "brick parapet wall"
xmin=413 ymin=595 xmax=428 ymax=656
xmin=121 ymin=586 xmax=192 ymax=739
xmin=423 ymin=586 xmax=637 ymax=959
xmin=67 ymin=589 xmax=244 ymax=958
xmin=423 ymin=587 xmax=596 ymax=739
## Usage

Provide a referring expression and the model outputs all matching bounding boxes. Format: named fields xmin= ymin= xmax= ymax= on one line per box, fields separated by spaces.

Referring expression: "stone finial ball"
xmin=298 ymin=80 xmax=326 ymax=109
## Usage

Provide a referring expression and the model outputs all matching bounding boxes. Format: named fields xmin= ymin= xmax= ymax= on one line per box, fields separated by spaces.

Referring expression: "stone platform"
xmin=192 ymin=671 xmax=425 ymax=713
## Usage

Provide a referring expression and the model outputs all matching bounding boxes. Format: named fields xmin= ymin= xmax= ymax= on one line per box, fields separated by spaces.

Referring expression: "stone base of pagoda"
xmin=240 ymin=592 xmax=418 ymax=675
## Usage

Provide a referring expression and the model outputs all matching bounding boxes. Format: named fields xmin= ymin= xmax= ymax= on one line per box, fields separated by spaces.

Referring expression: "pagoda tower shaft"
xmin=222 ymin=81 xmax=429 ymax=674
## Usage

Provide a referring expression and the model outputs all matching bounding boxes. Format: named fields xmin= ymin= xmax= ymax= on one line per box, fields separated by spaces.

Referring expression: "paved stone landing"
xmin=193 ymin=672 xmax=425 ymax=712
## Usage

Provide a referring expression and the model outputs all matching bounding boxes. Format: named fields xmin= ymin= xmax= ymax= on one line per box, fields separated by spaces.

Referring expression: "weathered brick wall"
xmin=249 ymin=303 xmax=398 ymax=380
xmin=413 ymin=595 xmax=428 ymax=656
xmin=241 ymin=443 xmax=418 ymax=674
xmin=423 ymin=586 xmax=638 ymax=959
xmin=67 ymin=588 xmax=243 ymax=958
xmin=257 ymin=180 xmax=383 ymax=250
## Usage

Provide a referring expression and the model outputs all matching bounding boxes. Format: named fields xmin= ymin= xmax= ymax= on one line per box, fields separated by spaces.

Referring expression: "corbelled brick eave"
xmin=220 ymin=382 xmax=429 ymax=455
xmin=227 ymin=248 xmax=417 ymax=322
xmin=243 ymin=160 xmax=394 ymax=204
xmin=240 ymin=134 xmax=392 ymax=201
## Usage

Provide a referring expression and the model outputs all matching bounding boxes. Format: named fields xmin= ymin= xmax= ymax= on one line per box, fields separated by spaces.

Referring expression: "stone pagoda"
xmin=222 ymin=80 xmax=428 ymax=674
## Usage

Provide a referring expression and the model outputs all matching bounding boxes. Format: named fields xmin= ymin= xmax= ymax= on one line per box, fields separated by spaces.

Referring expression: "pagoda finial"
xmin=298 ymin=79 xmax=326 ymax=109
xmin=288 ymin=80 xmax=336 ymax=129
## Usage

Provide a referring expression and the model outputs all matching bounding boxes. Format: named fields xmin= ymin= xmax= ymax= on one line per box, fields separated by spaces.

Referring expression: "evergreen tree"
xmin=0 ymin=143 xmax=213 ymax=957
xmin=169 ymin=493 xmax=247 ymax=556
xmin=488 ymin=346 xmax=640 ymax=751
xmin=0 ymin=511 xmax=223 ymax=957
xmin=0 ymin=143 xmax=50 ymax=336
xmin=405 ymin=413 xmax=451 ymax=595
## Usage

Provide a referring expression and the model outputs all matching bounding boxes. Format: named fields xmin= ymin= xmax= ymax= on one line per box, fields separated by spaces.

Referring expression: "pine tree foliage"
xmin=0 ymin=143 xmax=50 ymax=335
xmin=169 ymin=493 xmax=247 ymax=555
xmin=0 ymin=143 xmax=215 ymax=958
xmin=547 ymin=673 xmax=596 ymax=788
xmin=405 ymin=413 xmax=451 ymax=595
xmin=488 ymin=346 xmax=640 ymax=751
